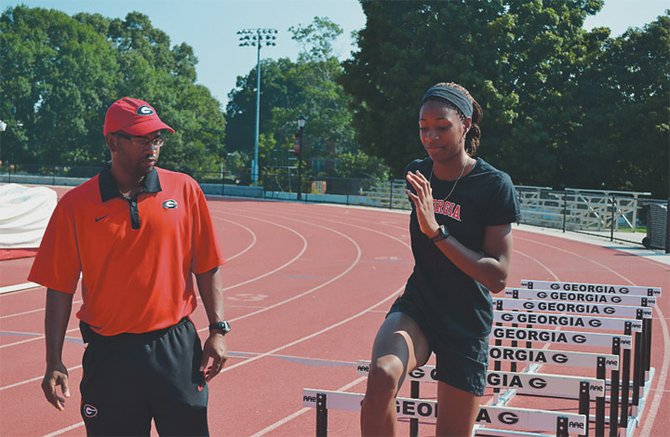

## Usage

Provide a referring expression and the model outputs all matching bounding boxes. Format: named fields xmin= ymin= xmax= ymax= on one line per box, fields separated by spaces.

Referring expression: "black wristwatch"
xmin=209 ymin=320 xmax=231 ymax=335
xmin=431 ymin=225 xmax=450 ymax=242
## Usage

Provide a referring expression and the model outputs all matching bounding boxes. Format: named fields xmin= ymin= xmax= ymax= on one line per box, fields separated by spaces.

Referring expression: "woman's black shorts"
xmin=388 ymin=296 xmax=489 ymax=396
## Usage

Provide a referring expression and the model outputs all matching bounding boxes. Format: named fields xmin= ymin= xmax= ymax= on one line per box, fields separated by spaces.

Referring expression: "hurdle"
xmin=519 ymin=279 xmax=660 ymax=388
xmin=302 ymin=388 xmax=589 ymax=437
xmin=492 ymin=299 xmax=638 ymax=435
xmin=518 ymin=280 xmax=661 ymax=297
xmin=509 ymin=283 xmax=657 ymax=383
xmin=488 ymin=321 xmax=628 ymax=436
xmin=517 ymin=280 xmax=661 ymax=409
xmin=512 ymin=280 xmax=663 ymax=435
xmin=355 ymin=360 xmax=603 ymax=436
xmin=302 ymin=280 xmax=661 ymax=436
xmin=493 ymin=295 xmax=649 ymax=411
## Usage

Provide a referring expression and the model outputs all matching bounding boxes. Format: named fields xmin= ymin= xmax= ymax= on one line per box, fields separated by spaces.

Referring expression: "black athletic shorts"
xmin=79 ymin=317 xmax=209 ymax=436
xmin=388 ymin=296 xmax=489 ymax=396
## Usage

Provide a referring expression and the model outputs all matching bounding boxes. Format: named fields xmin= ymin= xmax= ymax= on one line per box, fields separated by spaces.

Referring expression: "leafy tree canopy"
xmin=0 ymin=6 xmax=225 ymax=174
xmin=341 ymin=1 xmax=669 ymax=197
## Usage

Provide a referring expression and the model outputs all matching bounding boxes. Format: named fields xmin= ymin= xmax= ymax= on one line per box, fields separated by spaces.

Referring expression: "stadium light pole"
xmin=295 ymin=115 xmax=306 ymax=200
xmin=237 ymin=28 xmax=277 ymax=187
xmin=0 ymin=120 xmax=6 ymax=172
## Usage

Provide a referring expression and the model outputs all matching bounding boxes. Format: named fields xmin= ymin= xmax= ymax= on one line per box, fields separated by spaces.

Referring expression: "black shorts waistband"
xmin=79 ymin=317 xmax=191 ymax=344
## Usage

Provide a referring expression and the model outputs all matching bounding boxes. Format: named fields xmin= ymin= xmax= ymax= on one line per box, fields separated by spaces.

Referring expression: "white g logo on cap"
xmin=136 ymin=105 xmax=154 ymax=116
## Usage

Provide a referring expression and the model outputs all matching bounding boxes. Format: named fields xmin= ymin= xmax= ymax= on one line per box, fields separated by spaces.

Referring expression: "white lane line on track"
xmin=0 ymin=300 xmax=83 ymax=320
xmin=220 ymin=285 xmax=403 ymax=374
xmin=229 ymin=351 xmax=359 ymax=367
xmin=640 ymin=304 xmax=669 ymax=436
xmin=0 ymin=327 xmax=79 ymax=349
xmin=212 ymin=213 xmax=308 ymax=291
xmin=0 ymin=351 xmax=357 ymax=393
xmin=226 ymin=207 xmax=411 ymax=251
xmin=43 ymin=422 xmax=85 ymax=437
xmin=251 ymin=376 xmax=368 ymax=437
xmin=0 ymin=307 xmax=44 ymax=319
xmin=198 ymin=213 xmax=363 ymax=326
xmin=0 ymin=365 xmax=83 ymax=391
xmin=0 ymin=282 xmax=39 ymax=295
xmin=219 ymin=218 xmax=257 ymax=262
xmin=512 ymin=249 xmax=560 ymax=281
xmin=516 ymin=235 xmax=669 ymax=434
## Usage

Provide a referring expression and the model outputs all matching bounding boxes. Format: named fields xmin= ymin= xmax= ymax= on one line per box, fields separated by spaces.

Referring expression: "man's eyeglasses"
xmin=114 ymin=131 xmax=166 ymax=148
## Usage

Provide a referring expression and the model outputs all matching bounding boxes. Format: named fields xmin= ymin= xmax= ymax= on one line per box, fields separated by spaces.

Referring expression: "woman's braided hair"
xmin=430 ymin=82 xmax=483 ymax=156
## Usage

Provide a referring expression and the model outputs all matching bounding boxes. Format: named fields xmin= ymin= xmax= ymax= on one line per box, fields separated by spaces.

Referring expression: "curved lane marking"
xmin=215 ymin=213 xmax=308 ymax=291
xmin=218 ymin=217 xmax=257 ymax=261
xmin=200 ymin=213 xmax=363 ymax=324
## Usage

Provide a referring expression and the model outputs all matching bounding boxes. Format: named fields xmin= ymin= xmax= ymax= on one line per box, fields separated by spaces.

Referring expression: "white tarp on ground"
xmin=0 ymin=183 xmax=57 ymax=248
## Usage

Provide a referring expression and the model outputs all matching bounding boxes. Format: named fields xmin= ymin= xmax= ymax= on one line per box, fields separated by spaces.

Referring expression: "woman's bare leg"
xmin=360 ymin=312 xmax=431 ymax=436
xmin=435 ymin=381 xmax=481 ymax=436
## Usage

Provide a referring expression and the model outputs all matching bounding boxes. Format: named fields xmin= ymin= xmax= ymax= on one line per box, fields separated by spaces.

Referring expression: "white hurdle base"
xmin=472 ymin=427 xmax=555 ymax=437
xmin=302 ymin=389 xmax=588 ymax=436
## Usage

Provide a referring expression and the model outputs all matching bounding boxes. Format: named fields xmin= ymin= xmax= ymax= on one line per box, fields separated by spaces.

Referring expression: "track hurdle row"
xmin=301 ymin=280 xmax=661 ymax=436
xmin=303 ymin=359 xmax=593 ymax=437
xmin=498 ymin=279 xmax=661 ymax=434
xmin=303 ymin=388 xmax=589 ymax=437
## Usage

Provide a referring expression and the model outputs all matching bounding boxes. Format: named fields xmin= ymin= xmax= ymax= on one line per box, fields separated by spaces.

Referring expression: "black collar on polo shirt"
xmin=99 ymin=166 xmax=162 ymax=202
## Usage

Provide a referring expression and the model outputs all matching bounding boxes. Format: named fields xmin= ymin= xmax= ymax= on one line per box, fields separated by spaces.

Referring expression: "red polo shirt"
xmin=29 ymin=167 xmax=225 ymax=335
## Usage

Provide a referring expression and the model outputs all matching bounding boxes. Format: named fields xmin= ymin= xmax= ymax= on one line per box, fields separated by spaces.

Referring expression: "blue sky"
xmin=2 ymin=0 xmax=668 ymax=107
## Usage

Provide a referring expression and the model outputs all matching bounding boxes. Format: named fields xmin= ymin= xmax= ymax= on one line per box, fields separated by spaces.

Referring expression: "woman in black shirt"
xmin=361 ymin=82 xmax=520 ymax=436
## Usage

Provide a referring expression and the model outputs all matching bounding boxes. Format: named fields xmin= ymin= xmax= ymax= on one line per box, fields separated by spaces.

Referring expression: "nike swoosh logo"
xmin=95 ymin=215 xmax=109 ymax=222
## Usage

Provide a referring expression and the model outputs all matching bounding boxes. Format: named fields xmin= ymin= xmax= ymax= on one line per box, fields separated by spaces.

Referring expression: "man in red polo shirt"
xmin=29 ymin=97 xmax=229 ymax=436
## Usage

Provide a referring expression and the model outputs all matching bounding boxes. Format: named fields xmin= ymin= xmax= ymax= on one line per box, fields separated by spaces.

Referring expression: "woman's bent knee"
xmin=365 ymin=356 xmax=405 ymax=399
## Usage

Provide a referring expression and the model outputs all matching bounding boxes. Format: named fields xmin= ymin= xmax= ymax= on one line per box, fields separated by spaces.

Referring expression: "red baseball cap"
xmin=103 ymin=97 xmax=175 ymax=136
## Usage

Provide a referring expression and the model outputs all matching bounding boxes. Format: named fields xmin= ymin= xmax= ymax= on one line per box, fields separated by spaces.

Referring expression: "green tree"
xmin=82 ymin=11 xmax=226 ymax=174
xmin=336 ymin=151 xmax=389 ymax=180
xmin=496 ymin=0 xmax=607 ymax=188
xmin=0 ymin=6 xmax=119 ymax=167
xmin=0 ymin=7 xmax=225 ymax=174
xmin=571 ymin=14 xmax=669 ymax=197
xmin=341 ymin=0 xmax=606 ymax=186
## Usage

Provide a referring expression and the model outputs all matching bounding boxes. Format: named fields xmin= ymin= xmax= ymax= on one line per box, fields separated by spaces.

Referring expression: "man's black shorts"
xmin=79 ymin=317 xmax=209 ymax=436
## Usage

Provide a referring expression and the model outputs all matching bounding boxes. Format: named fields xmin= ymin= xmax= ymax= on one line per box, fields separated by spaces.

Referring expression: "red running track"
xmin=0 ymin=198 xmax=668 ymax=436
